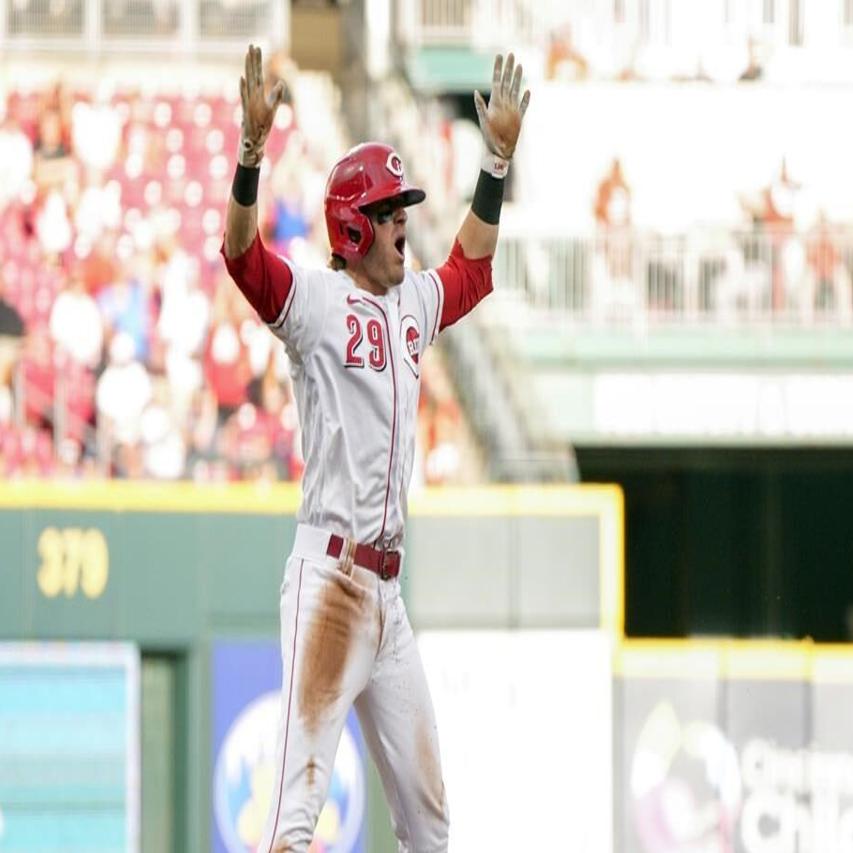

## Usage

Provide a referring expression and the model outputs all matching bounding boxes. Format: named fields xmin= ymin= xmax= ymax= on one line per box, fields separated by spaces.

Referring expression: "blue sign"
xmin=211 ymin=640 xmax=366 ymax=853
xmin=0 ymin=643 xmax=140 ymax=853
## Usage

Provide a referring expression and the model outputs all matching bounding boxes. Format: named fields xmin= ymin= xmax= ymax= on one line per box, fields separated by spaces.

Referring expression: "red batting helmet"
xmin=324 ymin=142 xmax=425 ymax=264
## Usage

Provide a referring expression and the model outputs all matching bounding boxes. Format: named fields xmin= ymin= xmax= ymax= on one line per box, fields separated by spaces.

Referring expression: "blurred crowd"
xmin=545 ymin=24 xmax=789 ymax=85
xmin=0 ymin=68 xmax=465 ymax=482
xmin=589 ymin=155 xmax=853 ymax=322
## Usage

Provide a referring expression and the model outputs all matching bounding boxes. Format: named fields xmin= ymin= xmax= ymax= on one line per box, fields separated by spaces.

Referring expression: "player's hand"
xmin=239 ymin=43 xmax=287 ymax=168
xmin=473 ymin=53 xmax=531 ymax=161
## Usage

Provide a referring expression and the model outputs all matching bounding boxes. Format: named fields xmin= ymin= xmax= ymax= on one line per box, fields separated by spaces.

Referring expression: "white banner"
xmin=595 ymin=372 xmax=853 ymax=441
xmin=418 ymin=630 xmax=613 ymax=853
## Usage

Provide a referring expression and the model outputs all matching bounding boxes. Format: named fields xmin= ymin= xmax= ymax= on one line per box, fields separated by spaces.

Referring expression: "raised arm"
xmin=221 ymin=44 xmax=294 ymax=324
xmin=431 ymin=53 xmax=530 ymax=333
xmin=223 ymin=44 xmax=287 ymax=259
xmin=456 ymin=52 xmax=531 ymax=260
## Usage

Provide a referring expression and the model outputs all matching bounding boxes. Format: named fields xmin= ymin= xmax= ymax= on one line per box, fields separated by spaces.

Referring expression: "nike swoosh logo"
xmin=346 ymin=294 xmax=363 ymax=306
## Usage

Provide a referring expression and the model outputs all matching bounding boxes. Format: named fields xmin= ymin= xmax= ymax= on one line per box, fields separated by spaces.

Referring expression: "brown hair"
xmin=329 ymin=254 xmax=346 ymax=271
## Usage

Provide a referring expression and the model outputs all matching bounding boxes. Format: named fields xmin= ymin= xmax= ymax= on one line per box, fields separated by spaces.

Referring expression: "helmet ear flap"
xmin=329 ymin=209 xmax=374 ymax=263
xmin=351 ymin=209 xmax=374 ymax=259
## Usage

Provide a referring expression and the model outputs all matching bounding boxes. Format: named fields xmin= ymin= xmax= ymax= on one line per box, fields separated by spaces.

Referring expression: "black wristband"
xmin=232 ymin=163 xmax=260 ymax=207
xmin=471 ymin=169 xmax=504 ymax=225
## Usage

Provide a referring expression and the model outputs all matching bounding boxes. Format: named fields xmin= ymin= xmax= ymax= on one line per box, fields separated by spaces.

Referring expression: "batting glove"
xmin=473 ymin=53 xmax=531 ymax=163
xmin=238 ymin=44 xmax=287 ymax=168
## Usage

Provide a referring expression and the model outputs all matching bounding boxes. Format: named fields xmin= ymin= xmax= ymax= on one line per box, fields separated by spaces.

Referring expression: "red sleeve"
xmin=434 ymin=240 xmax=493 ymax=332
xmin=220 ymin=232 xmax=293 ymax=324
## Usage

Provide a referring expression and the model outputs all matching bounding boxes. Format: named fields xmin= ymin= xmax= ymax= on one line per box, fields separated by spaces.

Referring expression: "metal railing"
xmin=8 ymin=357 xmax=109 ymax=475
xmin=0 ymin=0 xmax=287 ymax=55
xmin=492 ymin=226 xmax=853 ymax=327
xmin=396 ymin=0 xmax=850 ymax=56
xmin=396 ymin=0 xmax=564 ymax=48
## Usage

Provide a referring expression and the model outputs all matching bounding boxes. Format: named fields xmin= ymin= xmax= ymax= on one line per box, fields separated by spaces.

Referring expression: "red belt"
xmin=327 ymin=534 xmax=401 ymax=580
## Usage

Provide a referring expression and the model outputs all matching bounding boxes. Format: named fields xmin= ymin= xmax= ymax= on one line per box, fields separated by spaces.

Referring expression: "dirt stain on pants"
xmin=298 ymin=572 xmax=364 ymax=734
xmin=416 ymin=716 xmax=446 ymax=820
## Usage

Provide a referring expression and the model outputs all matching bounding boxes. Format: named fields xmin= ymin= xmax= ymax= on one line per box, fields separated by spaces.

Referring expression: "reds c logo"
xmin=400 ymin=315 xmax=421 ymax=378
xmin=386 ymin=152 xmax=404 ymax=178
xmin=406 ymin=327 xmax=419 ymax=363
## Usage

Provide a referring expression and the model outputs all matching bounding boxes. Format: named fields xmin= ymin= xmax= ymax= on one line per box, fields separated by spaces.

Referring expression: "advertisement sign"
xmin=594 ymin=372 xmax=853 ymax=443
xmin=418 ymin=630 xmax=613 ymax=853
xmin=617 ymin=646 xmax=853 ymax=853
xmin=211 ymin=640 xmax=366 ymax=853
xmin=0 ymin=642 xmax=140 ymax=853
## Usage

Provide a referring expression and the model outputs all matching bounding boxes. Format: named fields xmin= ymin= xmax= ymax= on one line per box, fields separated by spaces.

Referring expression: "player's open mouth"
xmin=395 ymin=236 xmax=405 ymax=260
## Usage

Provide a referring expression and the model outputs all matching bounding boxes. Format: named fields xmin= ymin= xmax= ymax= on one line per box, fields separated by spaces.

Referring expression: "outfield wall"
xmin=0 ymin=482 xmax=621 ymax=853
xmin=6 ymin=481 xmax=848 ymax=852
xmin=615 ymin=640 xmax=853 ymax=853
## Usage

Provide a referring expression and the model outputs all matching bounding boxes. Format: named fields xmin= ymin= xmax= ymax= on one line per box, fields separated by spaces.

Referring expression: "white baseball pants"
xmin=257 ymin=524 xmax=449 ymax=853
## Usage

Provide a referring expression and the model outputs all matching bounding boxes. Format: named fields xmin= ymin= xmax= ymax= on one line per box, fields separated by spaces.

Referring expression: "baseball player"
xmin=222 ymin=44 xmax=530 ymax=853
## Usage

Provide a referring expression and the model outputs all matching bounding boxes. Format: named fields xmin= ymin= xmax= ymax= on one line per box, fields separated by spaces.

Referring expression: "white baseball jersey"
xmin=223 ymin=233 xmax=491 ymax=550
xmin=269 ymin=262 xmax=443 ymax=550
xmin=223 ymin=229 xmax=492 ymax=852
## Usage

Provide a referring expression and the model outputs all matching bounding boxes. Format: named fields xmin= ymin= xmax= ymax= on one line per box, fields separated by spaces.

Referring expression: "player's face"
xmin=358 ymin=199 xmax=409 ymax=293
